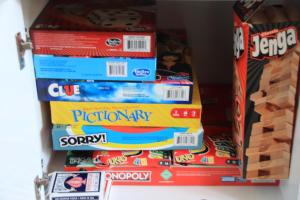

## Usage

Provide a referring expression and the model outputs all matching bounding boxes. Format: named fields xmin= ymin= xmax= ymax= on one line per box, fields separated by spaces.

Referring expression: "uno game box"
xmin=50 ymin=78 xmax=201 ymax=128
xmin=30 ymin=0 xmax=156 ymax=58
xmin=92 ymin=150 xmax=172 ymax=167
xmin=233 ymin=1 xmax=300 ymax=179
xmin=64 ymin=151 xmax=279 ymax=186
xmin=173 ymin=126 xmax=239 ymax=167
xmin=52 ymin=124 xmax=203 ymax=150
xmin=33 ymin=30 xmax=190 ymax=82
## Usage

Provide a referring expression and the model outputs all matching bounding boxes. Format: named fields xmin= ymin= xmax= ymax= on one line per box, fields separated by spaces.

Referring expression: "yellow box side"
xmin=51 ymin=80 xmax=202 ymax=128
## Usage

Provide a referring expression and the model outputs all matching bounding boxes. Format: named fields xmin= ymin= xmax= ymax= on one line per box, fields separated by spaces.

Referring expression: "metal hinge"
xmin=34 ymin=173 xmax=49 ymax=200
xmin=15 ymin=29 xmax=33 ymax=70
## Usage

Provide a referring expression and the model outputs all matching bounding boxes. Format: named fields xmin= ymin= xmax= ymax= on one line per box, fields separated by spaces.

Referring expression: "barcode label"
xmin=163 ymin=86 xmax=190 ymax=101
xmin=174 ymin=133 xmax=198 ymax=146
xmin=106 ymin=62 xmax=128 ymax=77
xmin=123 ymin=35 xmax=151 ymax=52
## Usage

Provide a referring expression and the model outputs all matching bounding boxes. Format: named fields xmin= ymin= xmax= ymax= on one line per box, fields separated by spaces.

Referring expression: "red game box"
xmin=30 ymin=0 xmax=156 ymax=57
xmin=173 ymin=126 xmax=239 ymax=167
xmin=64 ymin=151 xmax=279 ymax=186
xmin=233 ymin=1 xmax=300 ymax=179
xmin=92 ymin=150 xmax=172 ymax=167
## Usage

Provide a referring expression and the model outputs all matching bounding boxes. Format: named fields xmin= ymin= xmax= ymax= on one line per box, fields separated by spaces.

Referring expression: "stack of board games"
xmin=30 ymin=0 xmax=203 ymax=175
xmin=233 ymin=1 xmax=300 ymax=179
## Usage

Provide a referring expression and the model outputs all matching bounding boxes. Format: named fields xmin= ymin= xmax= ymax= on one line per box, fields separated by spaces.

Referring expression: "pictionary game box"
xmin=30 ymin=0 xmax=156 ymax=57
xmin=64 ymin=151 xmax=279 ymax=186
xmin=92 ymin=150 xmax=172 ymax=167
xmin=173 ymin=126 xmax=239 ymax=167
xmin=233 ymin=0 xmax=300 ymax=179
xmin=52 ymin=125 xmax=203 ymax=150
xmin=50 ymin=79 xmax=201 ymax=128
xmin=34 ymin=55 xmax=157 ymax=81
xmin=33 ymin=30 xmax=191 ymax=82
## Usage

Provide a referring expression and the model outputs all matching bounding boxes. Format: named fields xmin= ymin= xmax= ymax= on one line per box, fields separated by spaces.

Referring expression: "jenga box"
xmin=30 ymin=0 xmax=156 ymax=58
xmin=233 ymin=0 xmax=300 ymax=179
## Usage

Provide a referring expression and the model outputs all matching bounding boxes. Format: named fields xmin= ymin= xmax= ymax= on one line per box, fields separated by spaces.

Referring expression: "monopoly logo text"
xmin=106 ymin=171 xmax=151 ymax=182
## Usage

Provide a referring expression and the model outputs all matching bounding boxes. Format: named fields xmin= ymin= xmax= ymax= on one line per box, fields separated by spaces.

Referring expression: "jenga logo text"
xmin=234 ymin=27 xmax=245 ymax=59
xmin=251 ymin=27 xmax=298 ymax=59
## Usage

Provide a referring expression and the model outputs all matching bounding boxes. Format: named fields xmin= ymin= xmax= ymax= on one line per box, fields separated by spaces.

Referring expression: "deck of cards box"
xmin=46 ymin=171 xmax=110 ymax=200
xmin=233 ymin=0 xmax=300 ymax=180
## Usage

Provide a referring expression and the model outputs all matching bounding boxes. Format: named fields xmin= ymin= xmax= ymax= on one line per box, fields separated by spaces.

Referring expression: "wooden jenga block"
xmin=268 ymin=79 xmax=297 ymax=94
xmin=254 ymin=102 xmax=281 ymax=115
xmin=247 ymin=165 xmax=290 ymax=179
xmin=260 ymin=109 xmax=294 ymax=124
xmin=267 ymin=89 xmax=296 ymax=108
xmin=248 ymin=150 xmax=291 ymax=166
xmin=251 ymin=121 xmax=292 ymax=136
xmin=246 ymin=143 xmax=290 ymax=156
xmin=249 ymin=127 xmax=293 ymax=148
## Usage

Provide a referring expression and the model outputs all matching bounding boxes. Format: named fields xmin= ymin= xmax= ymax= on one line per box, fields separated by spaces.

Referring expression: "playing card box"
xmin=233 ymin=0 xmax=300 ymax=179
xmin=30 ymin=0 xmax=156 ymax=58
xmin=46 ymin=171 xmax=108 ymax=200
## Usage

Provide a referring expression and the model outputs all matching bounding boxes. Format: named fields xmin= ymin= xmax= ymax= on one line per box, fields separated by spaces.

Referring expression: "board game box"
xmin=33 ymin=30 xmax=191 ymax=82
xmin=50 ymin=78 xmax=201 ymax=128
xmin=52 ymin=125 xmax=203 ymax=150
xmin=34 ymin=55 xmax=157 ymax=81
xmin=233 ymin=1 xmax=300 ymax=179
xmin=64 ymin=151 xmax=279 ymax=186
xmin=30 ymin=0 xmax=156 ymax=57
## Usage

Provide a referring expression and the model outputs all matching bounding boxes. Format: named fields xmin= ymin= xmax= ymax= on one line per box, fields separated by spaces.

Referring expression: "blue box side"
xmin=36 ymin=79 xmax=193 ymax=104
xmin=34 ymin=55 xmax=157 ymax=81
xmin=52 ymin=125 xmax=203 ymax=150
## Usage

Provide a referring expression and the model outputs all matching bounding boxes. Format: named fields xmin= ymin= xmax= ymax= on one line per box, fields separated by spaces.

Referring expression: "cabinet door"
xmin=0 ymin=0 xmax=47 ymax=199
